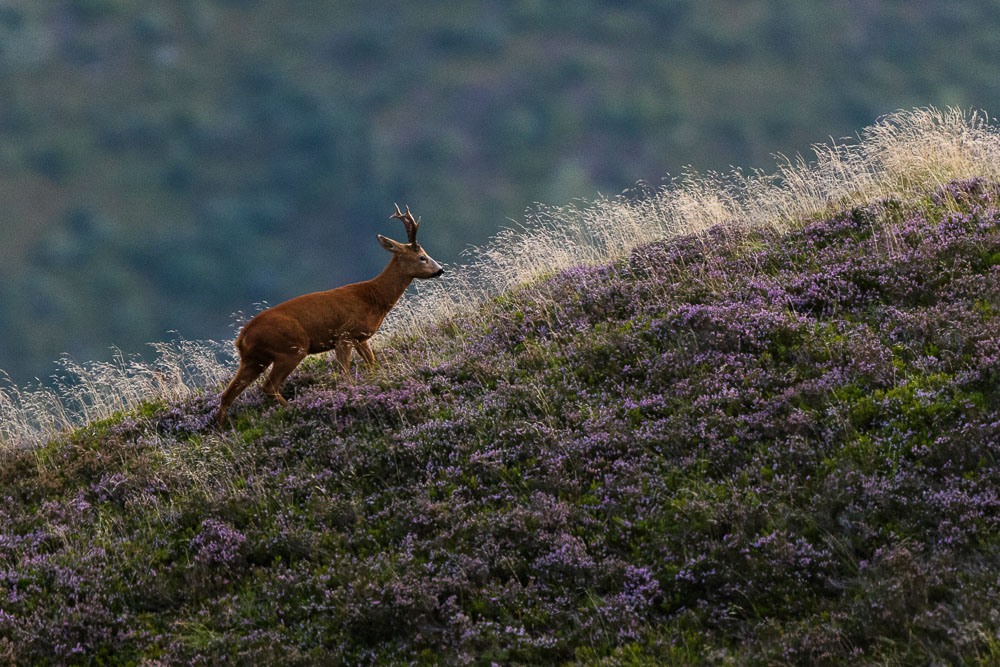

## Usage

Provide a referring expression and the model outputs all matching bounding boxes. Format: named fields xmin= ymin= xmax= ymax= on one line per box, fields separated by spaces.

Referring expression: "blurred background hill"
xmin=1 ymin=0 xmax=999 ymax=385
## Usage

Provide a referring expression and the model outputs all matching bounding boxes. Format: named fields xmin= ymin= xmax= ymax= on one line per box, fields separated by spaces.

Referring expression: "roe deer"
xmin=216 ymin=204 xmax=443 ymax=427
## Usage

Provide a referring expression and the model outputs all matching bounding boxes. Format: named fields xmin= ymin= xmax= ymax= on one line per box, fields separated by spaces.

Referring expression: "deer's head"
xmin=378 ymin=204 xmax=444 ymax=279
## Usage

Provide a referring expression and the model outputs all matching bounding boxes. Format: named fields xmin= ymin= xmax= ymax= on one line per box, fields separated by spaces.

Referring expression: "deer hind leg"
xmin=262 ymin=348 xmax=308 ymax=405
xmin=217 ymin=359 xmax=268 ymax=428
xmin=353 ymin=340 xmax=376 ymax=368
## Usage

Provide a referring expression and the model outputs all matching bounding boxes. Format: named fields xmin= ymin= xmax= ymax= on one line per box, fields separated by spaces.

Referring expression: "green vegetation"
xmin=3 ymin=1 xmax=1000 ymax=383
xmin=3 ymin=175 xmax=1000 ymax=662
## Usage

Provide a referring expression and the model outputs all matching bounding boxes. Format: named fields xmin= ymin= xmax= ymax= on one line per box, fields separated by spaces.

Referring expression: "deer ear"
xmin=378 ymin=234 xmax=401 ymax=253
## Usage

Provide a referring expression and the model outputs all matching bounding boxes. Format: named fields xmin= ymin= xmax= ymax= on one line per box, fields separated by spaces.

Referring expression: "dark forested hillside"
xmin=2 ymin=0 xmax=1000 ymax=384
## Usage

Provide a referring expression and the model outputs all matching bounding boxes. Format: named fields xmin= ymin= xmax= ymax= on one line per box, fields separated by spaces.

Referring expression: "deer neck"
xmin=366 ymin=257 xmax=414 ymax=314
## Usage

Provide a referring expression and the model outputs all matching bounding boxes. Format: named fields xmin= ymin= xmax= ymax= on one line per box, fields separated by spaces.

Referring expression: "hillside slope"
xmin=3 ymin=179 xmax=1000 ymax=663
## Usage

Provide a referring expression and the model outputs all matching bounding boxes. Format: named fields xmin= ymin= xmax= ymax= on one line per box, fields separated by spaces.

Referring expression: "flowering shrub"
xmin=3 ymin=180 xmax=1000 ymax=663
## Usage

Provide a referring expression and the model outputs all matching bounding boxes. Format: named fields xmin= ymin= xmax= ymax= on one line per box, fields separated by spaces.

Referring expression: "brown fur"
xmin=216 ymin=207 xmax=442 ymax=427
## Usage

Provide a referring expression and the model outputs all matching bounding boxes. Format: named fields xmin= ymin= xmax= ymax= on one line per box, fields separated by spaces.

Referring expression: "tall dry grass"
xmin=2 ymin=106 xmax=999 ymax=451
xmin=381 ymin=107 xmax=1000 ymax=339
xmin=0 ymin=339 xmax=235 ymax=451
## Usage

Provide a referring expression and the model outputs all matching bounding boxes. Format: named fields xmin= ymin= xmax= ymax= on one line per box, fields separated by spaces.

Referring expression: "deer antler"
xmin=391 ymin=203 xmax=421 ymax=246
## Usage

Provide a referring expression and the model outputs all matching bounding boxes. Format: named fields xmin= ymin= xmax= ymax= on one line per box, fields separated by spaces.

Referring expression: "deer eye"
xmin=420 ymin=257 xmax=427 ymax=262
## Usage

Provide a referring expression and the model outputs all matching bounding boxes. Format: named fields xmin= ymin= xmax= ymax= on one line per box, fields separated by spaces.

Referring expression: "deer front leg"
xmin=334 ymin=340 xmax=353 ymax=373
xmin=353 ymin=339 xmax=376 ymax=368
